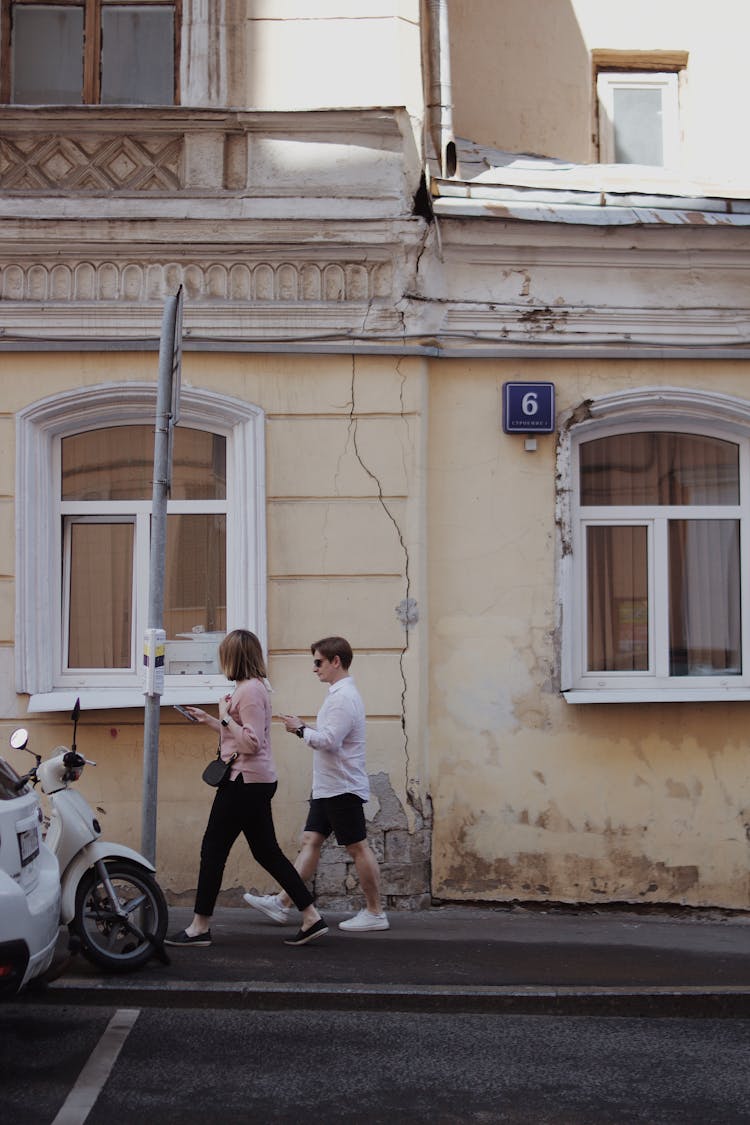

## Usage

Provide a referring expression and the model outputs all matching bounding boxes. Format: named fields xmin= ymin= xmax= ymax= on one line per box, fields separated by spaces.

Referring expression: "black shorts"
xmin=304 ymin=794 xmax=367 ymax=846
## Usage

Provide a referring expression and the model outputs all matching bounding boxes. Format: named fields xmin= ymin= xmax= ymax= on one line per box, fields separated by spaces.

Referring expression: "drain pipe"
xmin=426 ymin=0 xmax=457 ymax=178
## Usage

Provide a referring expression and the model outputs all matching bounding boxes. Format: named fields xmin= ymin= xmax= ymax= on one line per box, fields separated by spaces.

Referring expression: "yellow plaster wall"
xmin=7 ymin=349 xmax=750 ymax=908
xmin=427 ymin=358 xmax=750 ymax=909
xmin=0 ymin=350 xmax=427 ymax=902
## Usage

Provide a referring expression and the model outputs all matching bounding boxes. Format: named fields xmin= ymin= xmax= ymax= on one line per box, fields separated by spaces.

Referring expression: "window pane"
xmin=171 ymin=430 xmax=227 ymax=501
xmin=580 ymin=433 xmax=739 ymax=506
xmin=669 ymin=520 xmax=741 ymax=676
xmin=101 ymin=6 xmax=174 ymax=105
xmin=68 ymin=522 xmax=133 ymax=668
xmin=62 ymin=427 xmax=226 ymax=501
xmin=613 ymin=87 xmax=663 ymax=164
xmin=587 ymin=525 xmax=648 ymax=672
xmin=164 ymin=513 xmax=226 ymax=646
xmin=63 ymin=427 xmax=153 ymax=499
xmin=12 ymin=5 xmax=83 ymax=104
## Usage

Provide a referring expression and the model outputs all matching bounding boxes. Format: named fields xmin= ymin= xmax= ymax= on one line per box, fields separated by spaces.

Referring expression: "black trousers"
xmin=194 ymin=776 xmax=314 ymax=917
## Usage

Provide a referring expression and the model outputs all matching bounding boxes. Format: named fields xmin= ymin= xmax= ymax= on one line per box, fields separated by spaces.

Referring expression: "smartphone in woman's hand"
xmin=173 ymin=705 xmax=198 ymax=722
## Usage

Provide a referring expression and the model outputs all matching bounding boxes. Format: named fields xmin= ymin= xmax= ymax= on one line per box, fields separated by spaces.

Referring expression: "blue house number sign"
xmin=502 ymin=382 xmax=555 ymax=434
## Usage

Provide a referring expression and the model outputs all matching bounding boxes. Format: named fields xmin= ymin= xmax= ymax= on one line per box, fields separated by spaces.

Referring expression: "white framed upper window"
xmin=560 ymin=388 xmax=750 ymax=702
xmin=597 ymin=71 xmax=680 ymax=167
xmin=16 ymin=383 xmax=266 ymax=711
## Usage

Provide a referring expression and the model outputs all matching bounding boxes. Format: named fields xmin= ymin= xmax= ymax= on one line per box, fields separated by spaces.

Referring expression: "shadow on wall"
xmin=449 ymin=0 xmax=591 ymax=163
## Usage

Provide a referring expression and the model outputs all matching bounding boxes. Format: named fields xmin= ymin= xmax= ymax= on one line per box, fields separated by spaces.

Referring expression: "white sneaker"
xmin=242 ymin=892 xmax=291 ymax=924
xmin=338 ymin=908 xmax=390 ymax=932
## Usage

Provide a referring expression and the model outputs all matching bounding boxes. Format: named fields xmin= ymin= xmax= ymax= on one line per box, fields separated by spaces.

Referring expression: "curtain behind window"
xmin=582 ymin=432 xmax=741 ymax=676
xmin=68 ymin=522 xmax=133 ymax=668
xmin=580 ymin=432 xmax=739 ymax=506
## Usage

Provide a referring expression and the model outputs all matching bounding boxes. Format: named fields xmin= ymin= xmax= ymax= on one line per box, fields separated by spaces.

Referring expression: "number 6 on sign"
xmin=502 ymin=382 xmax=555 ymax=434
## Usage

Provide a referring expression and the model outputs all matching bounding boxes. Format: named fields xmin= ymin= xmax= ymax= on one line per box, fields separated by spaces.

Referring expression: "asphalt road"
xmin=2 ymin=1000 xmax=750 ymax=1124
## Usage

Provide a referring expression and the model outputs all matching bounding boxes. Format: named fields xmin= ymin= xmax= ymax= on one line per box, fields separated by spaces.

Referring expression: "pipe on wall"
xmin=425 ymin=0 xmax=457 ymax=179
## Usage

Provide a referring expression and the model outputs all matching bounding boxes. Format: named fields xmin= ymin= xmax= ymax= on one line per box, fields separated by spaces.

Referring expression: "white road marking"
xmin=51 ymin=1007 xmax=140 ymax=1125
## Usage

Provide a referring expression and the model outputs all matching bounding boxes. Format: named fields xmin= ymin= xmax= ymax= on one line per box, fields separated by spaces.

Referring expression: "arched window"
xmin=560 ymin=388 xmax=750 ymax=701
xmin=16 ymin=383 xmax=266 ymax=711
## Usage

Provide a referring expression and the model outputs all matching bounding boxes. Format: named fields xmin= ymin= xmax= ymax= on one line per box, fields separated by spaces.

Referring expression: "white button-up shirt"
xmin=303 ymin=676 xmax=369 ymax=801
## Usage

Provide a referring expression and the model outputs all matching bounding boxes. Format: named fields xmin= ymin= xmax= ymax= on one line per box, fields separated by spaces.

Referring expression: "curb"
xmin=40 ymin=979 xmax=750 ymax=1018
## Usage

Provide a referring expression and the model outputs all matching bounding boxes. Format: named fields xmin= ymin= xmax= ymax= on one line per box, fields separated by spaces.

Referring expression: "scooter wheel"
xmin=73 ymin=859 xmax=168 ymax=973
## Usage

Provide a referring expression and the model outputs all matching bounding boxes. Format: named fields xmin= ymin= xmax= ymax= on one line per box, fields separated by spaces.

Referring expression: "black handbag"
xmin=202 ymin=747 xmax=237 ymax=787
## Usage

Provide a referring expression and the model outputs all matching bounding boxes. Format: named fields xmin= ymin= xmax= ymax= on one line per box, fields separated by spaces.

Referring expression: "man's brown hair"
xmin=311 ymin=636 xmax=353 ymax=669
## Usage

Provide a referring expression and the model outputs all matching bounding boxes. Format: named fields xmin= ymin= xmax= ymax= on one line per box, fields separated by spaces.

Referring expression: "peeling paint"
xmin=518 ymin=305 xmax=569 ymax=332
xmin=314 ymin=771 xmax=432 ymax=909
xmin=441 ymin=848 xmax=701 ymax=905
xmin=534 ymin=802 xmax=576 ymax=833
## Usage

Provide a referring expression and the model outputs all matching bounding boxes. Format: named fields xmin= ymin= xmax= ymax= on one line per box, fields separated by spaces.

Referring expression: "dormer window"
xmin=597 ymin=70 xmax=680 ymax=166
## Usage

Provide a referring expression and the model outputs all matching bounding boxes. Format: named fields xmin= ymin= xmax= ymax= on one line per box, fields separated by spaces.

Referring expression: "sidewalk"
xmin=43 ymin=903 xmax=750 ymax=1017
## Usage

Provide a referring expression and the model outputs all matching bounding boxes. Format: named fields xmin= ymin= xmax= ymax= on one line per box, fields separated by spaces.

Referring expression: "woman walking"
xmin=166 ymin=629 xmax=327 ymax=948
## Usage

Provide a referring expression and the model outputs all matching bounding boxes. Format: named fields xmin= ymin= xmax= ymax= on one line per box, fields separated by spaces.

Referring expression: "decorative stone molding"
xmin=0 ymin=258 xmax=394 ymax=304
xmin=0 ymin=106 xmax=414 ymax=201
xmin=0 ymin=134 xmax=183 ymax=193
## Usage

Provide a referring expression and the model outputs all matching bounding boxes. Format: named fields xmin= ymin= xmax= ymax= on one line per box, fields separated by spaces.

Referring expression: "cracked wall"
xmin=314 ymin=772 xmax=432 ymax=911
xmin=0 ymin=349 xmax=431 ymax=906
xmin=197 ymin=350 xmax=430 ymax=906
xmin=11 ymin=348 xmax=750 ymax=912
xmin=428 ymin=357 xmax=750 ymax=910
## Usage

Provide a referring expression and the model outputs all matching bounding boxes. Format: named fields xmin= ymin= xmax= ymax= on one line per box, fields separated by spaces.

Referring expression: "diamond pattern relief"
xmin=39 ymin=151 xmax=75 ymax=181
xmin=106 ymin=150 xmax=140 ymax=183
xmin=0 ymin=133 xmax=183 ymax=191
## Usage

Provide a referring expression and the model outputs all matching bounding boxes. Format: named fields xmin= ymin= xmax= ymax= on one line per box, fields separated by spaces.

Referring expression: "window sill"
xmin=28 ymin=685 xmax=230 ymax=714
xmin=564 ymin=688 xmax=750 ymax=704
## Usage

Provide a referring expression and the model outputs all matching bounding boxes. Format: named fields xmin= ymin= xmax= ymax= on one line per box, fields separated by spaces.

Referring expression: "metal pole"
xmin=142 ymin=290 xmax=182 ymax=864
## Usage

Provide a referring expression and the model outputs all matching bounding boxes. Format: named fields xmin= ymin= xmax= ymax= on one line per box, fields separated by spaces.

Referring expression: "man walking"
xmin=243 ymin=635 xmax=389 ymax=932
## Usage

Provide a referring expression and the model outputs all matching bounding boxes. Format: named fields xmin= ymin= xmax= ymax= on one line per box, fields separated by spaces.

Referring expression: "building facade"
xmin=1 ymin=1 xmax=749 ymax=910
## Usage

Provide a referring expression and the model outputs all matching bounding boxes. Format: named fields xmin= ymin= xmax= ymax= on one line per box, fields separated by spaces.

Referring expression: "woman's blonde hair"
xmin=218 ymin=629 xmax=267 ymax=682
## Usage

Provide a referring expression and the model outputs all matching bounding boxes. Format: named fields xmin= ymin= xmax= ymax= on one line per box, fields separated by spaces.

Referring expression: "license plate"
xmin=18 ymin=826 xmax=39 ymax=867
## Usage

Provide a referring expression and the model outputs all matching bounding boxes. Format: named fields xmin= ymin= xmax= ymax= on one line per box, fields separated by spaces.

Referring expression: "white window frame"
xmin=597 ymin=71 xmax=680 ymax=167
xmin=16 ymin=382 xmax=266 ymax=712
xmin=559 ymin=387 xmax=750 ymax=703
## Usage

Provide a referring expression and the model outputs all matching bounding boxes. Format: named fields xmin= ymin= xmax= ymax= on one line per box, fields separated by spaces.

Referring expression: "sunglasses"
xmin=313 ymin=659 xmax=324 ymax=668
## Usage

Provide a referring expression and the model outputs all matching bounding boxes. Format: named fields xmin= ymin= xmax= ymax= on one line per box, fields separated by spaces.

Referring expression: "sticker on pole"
xmin=502 ymin=382 xmax=555 ymax=434
xmin=143 ymin=628 xmax=166 ymax=697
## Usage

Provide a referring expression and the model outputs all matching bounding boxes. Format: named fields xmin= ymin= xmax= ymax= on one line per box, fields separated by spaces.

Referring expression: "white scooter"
xmin=10 ymin=699 xmax=168 ymax=973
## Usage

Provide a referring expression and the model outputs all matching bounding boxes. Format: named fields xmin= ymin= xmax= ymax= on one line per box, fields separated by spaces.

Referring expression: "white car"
xmin=0 ymin=754 xmax=61 ymax=996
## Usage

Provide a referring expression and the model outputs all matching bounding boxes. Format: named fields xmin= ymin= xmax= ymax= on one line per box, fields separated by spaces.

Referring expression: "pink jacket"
xmin=220 ymin=677 xmax=276 ymax=784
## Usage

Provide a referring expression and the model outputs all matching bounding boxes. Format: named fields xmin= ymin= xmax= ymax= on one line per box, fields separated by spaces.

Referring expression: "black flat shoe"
xmin=164 ymin=928 xmax=212 ymax=947
xmin=283 ymin=918 xmax=328 ymax=946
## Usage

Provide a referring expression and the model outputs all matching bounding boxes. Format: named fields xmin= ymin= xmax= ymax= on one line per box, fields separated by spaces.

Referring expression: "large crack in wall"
xmin=310 ymin=356 xmax=433 ymax=909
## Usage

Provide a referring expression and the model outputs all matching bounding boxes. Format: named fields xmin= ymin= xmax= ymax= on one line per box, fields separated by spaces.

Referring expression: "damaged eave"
xmin=430 ymin=180 xmax=750 ymax=227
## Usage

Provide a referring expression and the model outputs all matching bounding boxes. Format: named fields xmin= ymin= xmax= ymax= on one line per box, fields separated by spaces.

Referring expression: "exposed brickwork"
xmin=312 ymin=772 xmax=433 ymax=911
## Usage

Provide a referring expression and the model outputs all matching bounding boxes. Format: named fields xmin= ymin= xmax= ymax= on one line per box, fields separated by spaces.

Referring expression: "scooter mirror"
xmin=9 ymin=727 xmax=29 ymax=750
